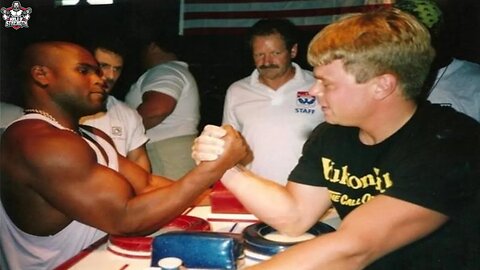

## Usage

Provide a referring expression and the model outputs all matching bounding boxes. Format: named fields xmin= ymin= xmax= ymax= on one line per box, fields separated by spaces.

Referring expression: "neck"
xmin=146 ymin=52 xmax=177 ymax=69
xmin=358 ymin=99 xmax=417 ymax=145
xmin=24 ymin=105 xmax=79 ymax=133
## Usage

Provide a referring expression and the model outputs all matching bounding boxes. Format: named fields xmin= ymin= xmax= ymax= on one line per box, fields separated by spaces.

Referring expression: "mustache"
xmin=259 ymin=64 xmax=279 ymax=70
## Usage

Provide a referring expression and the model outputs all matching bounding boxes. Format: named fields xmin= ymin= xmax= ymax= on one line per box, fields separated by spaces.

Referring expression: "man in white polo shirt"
xmin=222 ymin=18 xmax=323 ymax=185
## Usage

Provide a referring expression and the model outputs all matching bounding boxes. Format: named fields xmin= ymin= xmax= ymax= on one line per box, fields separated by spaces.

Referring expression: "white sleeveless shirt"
xmin=0 ymin=114 xmax=119 ymax=269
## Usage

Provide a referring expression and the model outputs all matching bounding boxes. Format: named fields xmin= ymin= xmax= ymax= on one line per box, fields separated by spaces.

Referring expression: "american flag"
xmin=180 ymin=0 xmax=394 ymax=35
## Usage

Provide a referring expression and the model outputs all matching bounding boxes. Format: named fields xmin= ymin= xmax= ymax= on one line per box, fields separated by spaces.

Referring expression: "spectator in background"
xmin=80 ymin=37 xmax=151 ymax=171
xmin=0 ymin=101 xmax=23 ymax=130
xmin=222 ymin=18 xmax=323 ymax=185
xmin=125 ymin=34 xmax=200 ymax=179
xmin=395 ymin=0 xmax=480 ymax=122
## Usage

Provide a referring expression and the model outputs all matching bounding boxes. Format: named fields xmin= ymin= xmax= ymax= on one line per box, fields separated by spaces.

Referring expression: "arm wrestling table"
xmin=56 ymin=181 xmax=340 ymax=270
xmin=54 ymin=205 xmax=340 ymax=270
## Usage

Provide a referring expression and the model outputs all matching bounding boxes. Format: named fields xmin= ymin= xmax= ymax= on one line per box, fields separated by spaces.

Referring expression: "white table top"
xmin=55 ymin=206 xmax=340 ymax=270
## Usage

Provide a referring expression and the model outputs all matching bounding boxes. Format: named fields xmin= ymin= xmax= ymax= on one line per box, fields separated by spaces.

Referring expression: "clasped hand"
xmin=192 ymin=125 xmax=252 ymax=168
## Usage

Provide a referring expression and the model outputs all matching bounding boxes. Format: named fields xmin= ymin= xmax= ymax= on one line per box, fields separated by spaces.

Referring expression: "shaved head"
xmin=20 ymin=41 xmax=92 ymax=79
xmin=20 ymin=41 xmax=106 ymax=117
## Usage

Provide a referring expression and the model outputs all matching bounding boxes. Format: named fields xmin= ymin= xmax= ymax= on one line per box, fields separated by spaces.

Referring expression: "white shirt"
xmin=223 ymin=63 xmax=324 ymax=184
xmin=81 ymin=96 xmax=149 ymax=156
xmin=428 ymin=58 xmax=480 ymax=122
xmin=0 ymin=102 xmax=23 ymax=129
xmin=125 ymin=61 xmax=200 ymax=142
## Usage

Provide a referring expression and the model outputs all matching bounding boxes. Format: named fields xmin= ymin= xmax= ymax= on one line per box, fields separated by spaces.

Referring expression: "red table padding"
xmin=210 ymin=181 xmax=250 ymax=214
xmin=108 ymin=215 xmax=210 ymax=255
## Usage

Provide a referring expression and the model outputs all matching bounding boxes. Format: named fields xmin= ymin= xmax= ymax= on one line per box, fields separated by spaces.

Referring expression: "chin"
xmin=87 ymin=103 xmax=107 ymax=115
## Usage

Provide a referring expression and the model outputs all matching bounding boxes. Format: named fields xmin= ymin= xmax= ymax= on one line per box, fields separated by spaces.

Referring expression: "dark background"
xmin=1 ymin=0 xmax=479 ymax=128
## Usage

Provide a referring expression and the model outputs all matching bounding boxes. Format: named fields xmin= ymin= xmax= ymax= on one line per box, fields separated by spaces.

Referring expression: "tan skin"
xmin=251 ymin=33 xmax=297 ymax=90
xmin=0 ymin=42 xmax=249 ymax=237
xmin=91 ymin=48 xmax=152 ymax=172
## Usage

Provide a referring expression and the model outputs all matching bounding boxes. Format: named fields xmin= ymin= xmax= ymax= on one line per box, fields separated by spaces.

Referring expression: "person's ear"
xmin=31 ymin=65 xmax=49 ymax=87
xmin=373 ymin=73 xmax=396 ymax=100
xmin=290 ymin=43 xmax=298 ymax=58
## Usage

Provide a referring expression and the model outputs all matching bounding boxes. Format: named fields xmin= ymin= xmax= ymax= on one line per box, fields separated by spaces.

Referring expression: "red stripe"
xmin=186 ymin=0 xmax=304 ymax=3
xmin=207 ymin=217 xmax=259 ymax=222
xmin=184 ymin=5 xmax=387 ymax=20
xmin=106 ymin=246 xmax=152 ymax=259
xmin=53 ymin=235 xmax=109 ymax=270
xmin=183 ymin=24 xmax=329 ymax=35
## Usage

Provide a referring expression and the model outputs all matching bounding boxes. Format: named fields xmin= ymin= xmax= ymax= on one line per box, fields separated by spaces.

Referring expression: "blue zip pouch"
xmin=151 ymin=231 xmax=244 ymax=269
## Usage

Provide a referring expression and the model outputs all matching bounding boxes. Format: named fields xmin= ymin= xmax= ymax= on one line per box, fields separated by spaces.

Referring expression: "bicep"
xmin=138 ymin=91 xmax=177 ymax=118
xmin=338 ymin=195 xmax=448 ymax=264
xmin=126 ymin=145 xmax=151 ymax=173
xmin=29 ymin=136 xmax=135 ymax=228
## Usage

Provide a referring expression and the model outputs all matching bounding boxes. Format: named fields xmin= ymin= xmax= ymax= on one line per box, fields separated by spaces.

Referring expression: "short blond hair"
xmin=307 ymin=8 xmax=434 ymax=99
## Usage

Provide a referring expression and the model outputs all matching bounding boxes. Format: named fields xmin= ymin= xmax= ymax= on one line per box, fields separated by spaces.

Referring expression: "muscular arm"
xmin=136 ymin=91 xmax=176 ymax=129
xmin=245 ymin=195 xmax=448 ymax=270
xmin=126 ymin=144 xmax=151 ymax=172
xmin=3 ymin=122 xmax=247 ymax=236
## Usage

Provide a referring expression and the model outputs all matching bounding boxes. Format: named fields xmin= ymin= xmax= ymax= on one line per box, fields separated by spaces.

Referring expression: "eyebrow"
xmin=313 ymin=74 xmax=326 ymax=80
xmin=77 ymin=62 xmax=101 ymax=72
xmin=78 ymin=62 xmax=98 ymax=68
xmin=99 ymin=62 xmax=123 ymax=68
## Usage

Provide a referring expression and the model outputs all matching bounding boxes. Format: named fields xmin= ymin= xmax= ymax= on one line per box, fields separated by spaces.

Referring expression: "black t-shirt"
xmin=289 ymin=102 xmax=480 ymax=269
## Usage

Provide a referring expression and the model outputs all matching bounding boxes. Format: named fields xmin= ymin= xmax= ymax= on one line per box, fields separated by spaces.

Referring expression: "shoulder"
xmin=310 ymin=122 xmax=350 ymax=138
xmin=416 ymin=102 xmax=479 ymax=138
xmin=398 ymin=103 xmax=480 ymax=164
xmin=154 ymin=61 xmax=189 ymax=75
xmin=304 ymin=123 xmax=351 ymax=149
xmin=108 ymin=97 xmax=139 ymax=116
xmin=3 ymin=120 xmax=98 ymax=173
xmin=226 ymin=75 xmax=256 ymax=95
xmin=143 ymin=63 xmax=190 ymax=85
xmin=453 ymin=59 xmax=480 ymax=76
xmin=292 ymin=62 xmax=314 ymax=81
xmin=144 ymin=64 xmax=178 ymax=78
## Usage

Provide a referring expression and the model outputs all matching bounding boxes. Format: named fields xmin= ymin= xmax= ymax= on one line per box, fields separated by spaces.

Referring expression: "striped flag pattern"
xmin=180 ymin=0 xmax=393 ymax=35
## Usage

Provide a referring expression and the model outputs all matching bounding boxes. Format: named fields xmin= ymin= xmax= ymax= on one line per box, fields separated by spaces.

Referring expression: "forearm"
xmin=137 ymin=91 xmax=176 ymax=129
xmin=221 ymin=167 xmax=303 ymax=234
xmin=141 ymin=114 xmax=168 ymax=129
xmin=115 ymin=162 xmax=226 ymax=235
xmin=248 ymin=196 xmax=451 ymax=270
xmin=126 ymin=147 xmax=151 ymax=173
xmin=245 ymin=231 xmax=369 ymax=270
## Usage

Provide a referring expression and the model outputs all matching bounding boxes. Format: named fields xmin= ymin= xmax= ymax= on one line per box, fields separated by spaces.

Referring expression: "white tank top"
xmin=0 ymin=114 xmax=119 ymax=269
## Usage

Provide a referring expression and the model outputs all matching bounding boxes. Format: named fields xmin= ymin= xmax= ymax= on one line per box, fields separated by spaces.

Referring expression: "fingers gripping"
xmin=203 ymin=124 xmax=227 ymax=138
xmin=192 ymin=125 xmax=226 ymax=164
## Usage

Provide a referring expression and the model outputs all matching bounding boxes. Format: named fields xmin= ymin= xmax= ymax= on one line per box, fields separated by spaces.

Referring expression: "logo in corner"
xmin=1 ymin=1 xmax=32 ymax=30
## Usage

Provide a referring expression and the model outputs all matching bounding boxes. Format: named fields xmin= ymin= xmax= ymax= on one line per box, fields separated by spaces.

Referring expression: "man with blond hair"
xmin=193 ymin=8 xmax=480 ymax=269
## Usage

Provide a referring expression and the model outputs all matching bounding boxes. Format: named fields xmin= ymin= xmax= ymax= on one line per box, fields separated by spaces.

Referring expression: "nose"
xmin=92 ymin=71 xmax=106 ymax=90
xmin=309 ymin=80 xmax=324 ymax=97
xmin=102 ymin=67 xmax=115 ymax=80
xmin=264 ymin=54 xmax=275 ymax=66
